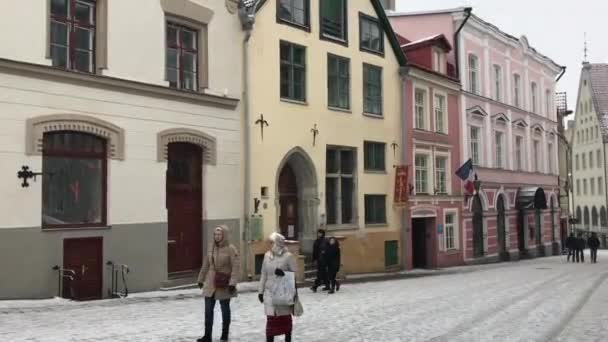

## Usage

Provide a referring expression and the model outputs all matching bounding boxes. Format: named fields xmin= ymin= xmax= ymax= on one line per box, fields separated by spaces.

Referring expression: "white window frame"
xmin=513 ymin=73 xmax=521 ymax=107
xmin=493 ymin=64 xmax=502 ymax=102
xmin=532 ymin=139 xmax=540 ymax=172
xmin=531 ymin=82 xmax=538 ymax=113
xmin=591 ymin=177 xmax=596 ymax=196
xmin=590 ymin=151 xmax=594 ymax=169
xmin=414 ymin=86 xmax=429 ymax=130
xmin=434 ymin=90 xmax=448 ymax=134
xmin=515 ymin=135 xmax=524 ymax=171
xmin=443 ymin=209 xmax=460 ymax=251
xmin=468 ymin=54 xmax=480 ymax=95
xmin=432 ymin=48 xmax=445 ymax=73
xmin=584 ymin=179 xmax=588 ymax=195
xmin=495 ymin=130 xmax=505 ymax=169
xmin=599 ymin=177 xmax=604 ymax=195
xmin=434 ymin=151 xmax=451 ymax=195
xmin=469 ymin=125 xmax=482 ymax=165
xmin=414 ymin=152 xmax=431 ymax=195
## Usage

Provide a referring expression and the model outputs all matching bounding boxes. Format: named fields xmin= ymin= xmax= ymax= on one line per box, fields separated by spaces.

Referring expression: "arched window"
xmin=42 ymin=131 xmax=107 ymax=228
xmin=584 ymin=206 xmax=590 ymax=227
xmin=576 ymin=207 xmax=582 ymax=222
xmin=601 ymin=207 xmax=607 ymax=227
xmin=592 ymin=207 xmax=599 ymax=227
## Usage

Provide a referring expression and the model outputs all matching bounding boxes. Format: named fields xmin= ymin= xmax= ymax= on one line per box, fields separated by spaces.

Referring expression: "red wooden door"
xmin=63 ymin=237 xmax=103 ymax=300
xmin=279 ymin=165 xmax=298 ymax=240
xmin=167 ymin=143 xmax=203 ymax=274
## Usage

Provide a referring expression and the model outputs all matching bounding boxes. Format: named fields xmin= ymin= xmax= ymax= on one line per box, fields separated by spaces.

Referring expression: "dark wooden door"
xmin=63 ymin=237 xmax=102 ymax=300
xmin=472 ymin=195 xmax=484 ymax=258
xmin=497 ymin=196 xmax=507 ymax=255
xmin=167 ymin=143 xmax=203 ymax=274
xmin=279 ymin=165 xmax=298 ymax=240
xmin=412 ymin=218 xmax=427 ymax=268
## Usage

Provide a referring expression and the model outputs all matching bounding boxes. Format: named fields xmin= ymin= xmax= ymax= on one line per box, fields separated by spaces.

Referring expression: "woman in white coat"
xmin=258 ymin=232 xmax=297 ymax=342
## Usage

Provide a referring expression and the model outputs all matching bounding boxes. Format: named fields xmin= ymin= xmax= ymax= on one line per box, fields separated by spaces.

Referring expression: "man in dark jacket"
xmin=566 ymin=233 xmax=577 ymax=262
xmin=588 ymin=232 xmax=601 ymax=263
xmin=311 ymin=229 xmax=329 ymax=292
xmin=576 ymin=233 xmax=586 ymax=263
xmin=325 ymin=237 xmax=341 ymax=294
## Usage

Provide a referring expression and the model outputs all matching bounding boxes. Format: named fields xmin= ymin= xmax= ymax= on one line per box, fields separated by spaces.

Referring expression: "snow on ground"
xmin=1 ymin=251 xmax=607 ymax=342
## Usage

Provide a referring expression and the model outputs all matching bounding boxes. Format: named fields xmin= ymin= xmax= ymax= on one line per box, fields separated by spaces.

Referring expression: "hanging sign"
xmin=394 ymin=165 xmax=409 ymax=207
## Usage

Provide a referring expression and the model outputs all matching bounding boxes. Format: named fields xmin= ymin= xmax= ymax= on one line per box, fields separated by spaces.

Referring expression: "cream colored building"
xmin=240 ymin=0 xmax=407 ymax=275
xmin=0 ymin=0 xmax=242 ymax=299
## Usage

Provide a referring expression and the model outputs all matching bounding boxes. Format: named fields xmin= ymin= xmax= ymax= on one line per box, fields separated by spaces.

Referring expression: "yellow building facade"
xmin=242 ymin=0 xmax=407 ymax=276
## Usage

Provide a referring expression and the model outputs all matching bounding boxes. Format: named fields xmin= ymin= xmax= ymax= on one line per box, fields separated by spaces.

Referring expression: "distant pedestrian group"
xmin=566 ymin=232 xmax=601 ymax=264
xmin=311 ymin=229 xmax=341 ymax=294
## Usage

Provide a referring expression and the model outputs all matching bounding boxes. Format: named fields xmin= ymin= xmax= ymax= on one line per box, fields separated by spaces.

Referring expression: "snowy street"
xmin=2 ymin=252 xmax=607 ymax=342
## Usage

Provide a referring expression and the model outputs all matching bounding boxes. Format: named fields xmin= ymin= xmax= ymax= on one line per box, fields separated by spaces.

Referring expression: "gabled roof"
xmin=585 ymin=63 xmax=608 ymax=143
xmin=400 ymin=34 xmax=452 ymax=52
xmin=251 ymin=0 xmax=407 ymax=66
xmin=467 ymin=105 xmax=488 ymax=117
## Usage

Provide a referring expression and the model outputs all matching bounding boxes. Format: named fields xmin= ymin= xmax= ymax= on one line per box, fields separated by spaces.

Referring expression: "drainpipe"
xmin=453 ymin=7 xmax=473 ymax=80
xmin=556 ymin=66 xmax=567 ymax=83
xmin=239 ymin=1 xmax=257 ymax=279
xmin=399 ymin=66 xmax=409 ymax=269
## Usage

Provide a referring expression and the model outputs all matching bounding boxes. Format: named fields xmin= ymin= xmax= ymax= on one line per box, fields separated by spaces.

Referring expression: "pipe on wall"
xmin=453 ymin=7 xmax=473 ymax=81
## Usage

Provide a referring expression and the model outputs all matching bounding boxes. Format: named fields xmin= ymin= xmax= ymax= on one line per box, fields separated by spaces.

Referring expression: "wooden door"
xmin=279 ymin=165 xmax=298 ymax=240
xmin=167 ymin=143 xmax=203 ymax=274
xmin=497 ymin=196 xmax=507 ymax=255
xmin=472 ymin=195 xmax=485 ymax=258
xmin=412 ymin=218 xmax=427 ymax=268
xmin=63 ymin=237 xmax=102 ymax=300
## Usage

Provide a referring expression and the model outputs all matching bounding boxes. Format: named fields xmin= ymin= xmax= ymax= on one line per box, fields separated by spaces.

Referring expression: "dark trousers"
xmin=567 ymin=248 xmax=575 ymax=262
xmin=267 ymin=333 xmax=291 ymax=342
xmin=313 ymin=261 xmax=328 ymax=288
xmin=591 ymin=248 xmax=598 ymax=263
xmin=204 ymin=296 xmax=231 ymax=337
xmin=576 ymin=249 xmax=585 ymax=263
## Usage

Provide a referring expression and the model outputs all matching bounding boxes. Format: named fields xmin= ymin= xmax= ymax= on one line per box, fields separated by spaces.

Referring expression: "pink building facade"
xmin=390 ymin=8 xmax=564 ymax=265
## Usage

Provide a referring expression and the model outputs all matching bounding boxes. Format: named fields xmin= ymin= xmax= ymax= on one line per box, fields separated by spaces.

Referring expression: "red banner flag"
xmin=394 ymin=165 xmax=409 ymax=207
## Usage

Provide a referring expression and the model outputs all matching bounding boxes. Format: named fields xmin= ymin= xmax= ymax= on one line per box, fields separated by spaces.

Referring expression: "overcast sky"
xmin=396 ymin=0 xmax=608 ymax=117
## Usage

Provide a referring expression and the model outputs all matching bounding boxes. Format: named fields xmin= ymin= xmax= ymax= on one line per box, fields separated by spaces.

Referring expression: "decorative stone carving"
xmin=26 ymin=114 xmax=125 ymax=160
xmin=157 ymin=128 xmax=217 ymax=165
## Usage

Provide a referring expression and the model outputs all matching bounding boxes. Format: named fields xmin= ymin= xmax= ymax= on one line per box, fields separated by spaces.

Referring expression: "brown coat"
xmin=197 ymin=232 xmax=240 ymax=300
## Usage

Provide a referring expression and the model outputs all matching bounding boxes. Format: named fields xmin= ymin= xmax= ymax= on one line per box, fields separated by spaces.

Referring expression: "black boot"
xmin=285 ymin=332 xmax=292 ymax=342
xmin=196 ymin=336 xmax=211 ymax=342
xmin=310 ymin=285 xmax=317 ymax=293
xmin=336 ymin=281 xmax=340 ymax=292
xmin=220 ymin=325 xmax=229 ymax=341
xmin=266 ymin=335 xmax=275 ymax=342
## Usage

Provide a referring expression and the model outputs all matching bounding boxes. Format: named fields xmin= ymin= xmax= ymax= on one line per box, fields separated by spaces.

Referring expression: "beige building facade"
xmin=241 ymin=0 xmax=407 ymax=275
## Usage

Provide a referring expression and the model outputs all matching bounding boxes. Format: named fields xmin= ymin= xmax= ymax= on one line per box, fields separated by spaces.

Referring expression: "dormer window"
xmin=433 ymin=49 xmax=445 ymax=73
xmin=320 ymin=0 xmax=347 ymax=43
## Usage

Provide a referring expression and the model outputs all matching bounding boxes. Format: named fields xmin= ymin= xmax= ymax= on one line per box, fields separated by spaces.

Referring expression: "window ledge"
xmin=42 ymin=225 xmax=112 ymax=232
xmin=326 ymin=224 xmax=359 ymax=231
xmin=328 ymin=106 xmax=352 ymax=114
xmin=364 ymin=170 xmax=387 ymax=175
xmin=444 ymin=249 xmax=460 ymax=255
xmin=363 ymin=113 xmax=384 ymax=119
xmin=365 ymin=223 xmax=388 ymax=228
xmin=281 ymin=98 xmax=308 ymax=106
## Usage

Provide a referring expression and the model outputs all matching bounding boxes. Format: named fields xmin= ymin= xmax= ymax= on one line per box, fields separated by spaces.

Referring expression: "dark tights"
xmin=267 ymin=333 xmax=291 ymax=342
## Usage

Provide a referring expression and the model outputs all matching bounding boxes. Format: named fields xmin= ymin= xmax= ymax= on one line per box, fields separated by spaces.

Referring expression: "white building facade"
xmin=0 ymin=0 xmax=243 ymax=299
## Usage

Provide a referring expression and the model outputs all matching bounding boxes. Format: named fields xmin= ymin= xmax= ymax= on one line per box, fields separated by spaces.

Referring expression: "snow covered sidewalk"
xmin=1 ymin=251 xmax=607 ymax=341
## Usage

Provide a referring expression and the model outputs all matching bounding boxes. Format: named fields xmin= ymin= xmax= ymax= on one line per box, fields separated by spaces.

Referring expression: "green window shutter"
xmin=385 ymin=240 xmax=398 ymax=267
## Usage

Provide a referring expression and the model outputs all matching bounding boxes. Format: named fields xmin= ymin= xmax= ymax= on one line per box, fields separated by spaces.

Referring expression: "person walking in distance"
xmin=576 ymin=232 xmax=586 ymax=263
xmin=566 ymin=233 xmax=577 ymax=262
xmin=325 ymin=236 xmax=341 ymax=294
xmin=197 ymin=225 xmax=240 ymax=342
xmin=259 ymin=232 xmax=298 ymax=342
xmin=588 ymin=232 xmax=601 ymax=263
xmin=311 ymin=229 xmax=329 ymax=292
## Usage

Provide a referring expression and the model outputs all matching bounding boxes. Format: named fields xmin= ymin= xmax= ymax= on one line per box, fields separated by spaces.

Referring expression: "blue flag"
xmin=455 ymin=159 xmax=473 ymax=181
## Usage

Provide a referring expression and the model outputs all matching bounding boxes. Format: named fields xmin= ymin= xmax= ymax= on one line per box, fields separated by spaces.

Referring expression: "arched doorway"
xmin=584 ymin=207 xmax=590 ymax=230
xmin=472 ymin=195 xmax=484 ymax=258
xmin=550 ymin=197 xmax=556 ymax=242
xmin=276 ymin=148 xmax=319 ymax=253
xmin=600 ymin=207 xmax=607 ymax=228
xmin=592 ymin=207 xmax=599 ymax=229
xmin=166 ymin=142 xmax=203 ymax=274
xmin=515 ymin=187 xmax=547 ymax=257
xmin=497 ymin=195 xmax=508 ymax=260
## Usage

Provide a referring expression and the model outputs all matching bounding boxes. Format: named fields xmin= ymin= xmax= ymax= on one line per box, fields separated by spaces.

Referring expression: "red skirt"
xmin=266 ymin=315 xmax=293 ymax=337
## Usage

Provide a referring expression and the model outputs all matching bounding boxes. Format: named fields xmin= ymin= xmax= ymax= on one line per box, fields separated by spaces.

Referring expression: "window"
xmin=586 ymin=129 xmax=589 ymax=142
xmin=434 ymin=94 xmax=446 ymax=133
xmin=42 ymin=131 xmax=106 ymax=228
xmin=364 ymin=195 xmax=386 ymax=225
xmin=359 ymin=14 xmax=384 ymax=54
xmin=363 ymin=64 xmax=383 ymax=115
xmin=584 ymin=179 xmax=588 ymax=195
xmin=495 ymin=131 xmax=505 ymax=169
xmin=280 ymin=41 xmax=306 ymax=101
xmin=277 ymin=0 xmax=309 ymax=28
xmin=513 ymin=74 xmax=521 ymax=107
xmin=50 ymin=0 xmax=96 ymax=72
xmin=326 ymin=147 xmax=356 ymax=225
xmin=577 ymin=132 xmax=580 ymax=144
xmin=414 ymin=88 xmax=427 ymax=129
xmin=435 ymin=156 xmax=448 ymax=194
xmin=600 ymin=177 xmax=604 ymax=195
xmin=468 ymin=54 xmax=480 ymax=94
xmin=590 ymin=151 xmax=594 ymax=169
xmin=470 ymin=126 xmax=481 ymax=165
xmin=598 ymin=150 xmax=602 ymax=167
xmin=328 ymin=54 xmax=350 ymax=109
xmin=548 ymin=143 xmax=554 ymax=173
xmin=576 ymin=154 xmax=580 ymax=170
xmin=364 ymin=141 xmax=385 ymax=171
xmin=577 ymin=179 xmax=581 ymax=195
xmin=433 ymin=49 xmax=444 ymax=73
xmin=583 ymin=153 xmax=587 ymax=169
xmin=596 ymin=127 xmax=600 ymax=141
xmin=444 ymin=213 xmax=457 ymax=250
xmin=515 ymin=136 xmax=524 ymax=171
xmin=545 ymin=89 xmax=552 ymax=116
xmin=493 ymin=65 xmax=502 ymax=102
xmin=531 ymin=82 xmax=538 ymax=113
xmin=591 ymin=178 xmax=596 ymax=195
xmin=533 ymin=140 xmax=540 ymax=172
xmin=320 ymin=0 xmax=347 ymax=42
xmin=166 ymin=23 xmax=199 ymax=91
xmin=415 ymin=154 xmax=429 ymax=194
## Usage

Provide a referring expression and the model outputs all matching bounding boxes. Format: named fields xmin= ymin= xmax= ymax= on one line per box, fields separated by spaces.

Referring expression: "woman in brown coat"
xmin=197 ymin=225 xmax=240 ymax=342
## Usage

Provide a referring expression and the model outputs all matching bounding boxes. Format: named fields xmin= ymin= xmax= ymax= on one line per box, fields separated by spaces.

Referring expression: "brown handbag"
xmin=212 ymin=246 xmax=231 ymax=289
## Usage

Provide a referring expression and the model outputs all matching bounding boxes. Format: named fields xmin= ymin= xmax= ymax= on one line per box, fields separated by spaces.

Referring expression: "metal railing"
xmin=51 ymin=265 xmax=75 ymax=299
xmin=106 ymin=261 xmax=130 ymax=298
